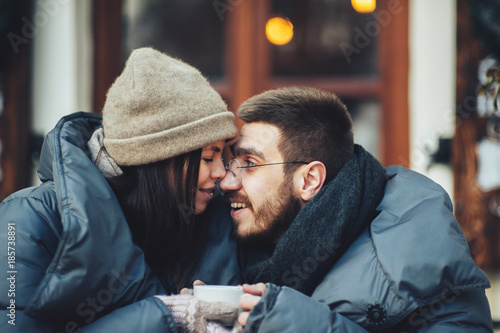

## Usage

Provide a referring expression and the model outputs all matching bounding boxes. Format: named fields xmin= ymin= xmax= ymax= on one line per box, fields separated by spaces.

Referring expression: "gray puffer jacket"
xmin=244 ymin=167 xmax=493 ymax=332
xmin=0 ymin=112 xmax=240 ymax=332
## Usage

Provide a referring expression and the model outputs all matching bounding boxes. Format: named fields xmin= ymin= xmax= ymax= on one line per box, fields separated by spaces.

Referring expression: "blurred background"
xmin=0 ymin=0 xmax=499 ymax=327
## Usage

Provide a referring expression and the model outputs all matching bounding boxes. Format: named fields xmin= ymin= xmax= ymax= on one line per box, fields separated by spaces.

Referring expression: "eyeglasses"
xmin=224 ymin=158 xmax=309 ymax=186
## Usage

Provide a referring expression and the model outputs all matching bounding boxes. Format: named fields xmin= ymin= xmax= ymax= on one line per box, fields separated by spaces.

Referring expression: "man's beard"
xmin=230 ymin=180 xmax=302 ymax=246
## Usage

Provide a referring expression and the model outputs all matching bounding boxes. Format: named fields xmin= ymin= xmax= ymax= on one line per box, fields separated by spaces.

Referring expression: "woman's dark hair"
xmin=107 ymin=148 xmax=208 ymax=292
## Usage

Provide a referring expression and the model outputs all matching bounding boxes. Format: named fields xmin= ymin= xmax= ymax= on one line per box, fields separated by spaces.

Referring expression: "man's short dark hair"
xmin=238 ymin=87 xmax=354 ymax=183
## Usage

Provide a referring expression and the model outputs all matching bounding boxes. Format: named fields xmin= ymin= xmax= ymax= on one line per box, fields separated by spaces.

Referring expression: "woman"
xmin=0 ymin=48 xmax=238 ymax=332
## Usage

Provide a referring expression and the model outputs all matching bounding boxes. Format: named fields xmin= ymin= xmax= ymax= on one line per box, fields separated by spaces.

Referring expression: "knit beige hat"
xmin=102 ymin=47 xmax=237 ymax=166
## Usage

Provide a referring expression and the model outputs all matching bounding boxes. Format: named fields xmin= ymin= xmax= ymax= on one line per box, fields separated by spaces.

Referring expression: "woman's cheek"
xmin=197 ymin=163 xmax=210 ymax=186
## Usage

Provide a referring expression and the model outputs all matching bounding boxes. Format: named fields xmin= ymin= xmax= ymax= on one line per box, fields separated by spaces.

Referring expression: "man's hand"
xmin=193 ymin=280 xmax=206 ymax=286
xmin=238 ymin=283 xmax=267 ymax=326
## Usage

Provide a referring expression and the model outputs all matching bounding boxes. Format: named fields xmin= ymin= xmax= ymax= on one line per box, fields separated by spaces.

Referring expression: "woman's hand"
xmin=180 ymin=279 xmax=206 ymax=295
xmin=179 ymin=280 xmax=267 ymax=327
xmin=238 ymin=283 xmax=267 ymax=326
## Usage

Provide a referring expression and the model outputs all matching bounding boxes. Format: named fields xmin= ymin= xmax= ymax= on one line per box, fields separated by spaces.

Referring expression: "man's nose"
xmin=220 ymin=172 xmax=242 ymax=191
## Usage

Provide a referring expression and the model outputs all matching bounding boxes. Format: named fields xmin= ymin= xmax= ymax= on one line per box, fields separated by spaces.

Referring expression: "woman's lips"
xmin=199 ymin=188 xmax=214 ymax=200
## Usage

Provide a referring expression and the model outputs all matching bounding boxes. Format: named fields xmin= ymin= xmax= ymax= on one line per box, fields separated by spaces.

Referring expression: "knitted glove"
xmin=207 ymin=321 xmax=244 ymax=333
xmin=180 ymin=287 xmax=194 ymax=296
xmin=155 ymin=294 xmax=243 ymax=333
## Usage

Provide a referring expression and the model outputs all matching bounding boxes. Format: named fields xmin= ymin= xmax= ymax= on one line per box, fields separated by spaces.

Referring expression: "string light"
xmin=266 ymin=17 xmax=294 ymax=45
xmin=351 ymin=0 xmax=376 ymax=13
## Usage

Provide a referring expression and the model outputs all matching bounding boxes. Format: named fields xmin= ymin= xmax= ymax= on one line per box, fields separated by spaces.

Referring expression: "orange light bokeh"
xmin=351 ymin=0 xmax=376 ymax=13
xmin=266 ymin=17 xmax=294 ymax=45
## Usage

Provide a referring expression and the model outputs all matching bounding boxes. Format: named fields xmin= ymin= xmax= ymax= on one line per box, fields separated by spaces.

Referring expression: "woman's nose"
xmin=211 ymin=159 xmax=226 ymax=180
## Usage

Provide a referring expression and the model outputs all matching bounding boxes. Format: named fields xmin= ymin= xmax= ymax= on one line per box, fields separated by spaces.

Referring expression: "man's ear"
xmin=295 ymin=161 xmax=326 ymax=203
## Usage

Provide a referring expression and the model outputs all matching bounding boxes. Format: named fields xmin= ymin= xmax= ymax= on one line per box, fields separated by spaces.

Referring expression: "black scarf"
xmin=240 ymin=145 xmax=387 ymax=296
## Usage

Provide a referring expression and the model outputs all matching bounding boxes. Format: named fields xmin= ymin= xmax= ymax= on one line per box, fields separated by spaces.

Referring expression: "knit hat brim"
xmin=104 ymin=111 xmax=236 ymax=166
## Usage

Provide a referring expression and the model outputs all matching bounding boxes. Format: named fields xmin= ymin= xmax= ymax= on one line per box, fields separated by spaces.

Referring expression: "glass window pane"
xmin=344 ymin=98 xmax=381 ymax=159
xmin=122 ymin=0 xmax=226 ymax=79
xmin=270 ymin=0 xmax=379 ymax=77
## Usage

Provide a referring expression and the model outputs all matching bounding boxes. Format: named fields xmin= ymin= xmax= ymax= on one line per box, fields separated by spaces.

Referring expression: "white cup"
xmin=193 ymin=285 xmax=245 ymax=305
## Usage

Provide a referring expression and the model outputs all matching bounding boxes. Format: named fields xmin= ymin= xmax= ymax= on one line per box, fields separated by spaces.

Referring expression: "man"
xmin=219 ymin=87 xmax=493 ymax=332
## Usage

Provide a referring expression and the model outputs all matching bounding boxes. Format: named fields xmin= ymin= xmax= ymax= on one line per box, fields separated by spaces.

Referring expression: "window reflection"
xmin=122 ymin=0 xmax=226 ymax=79
xmin=344 ymin=99 xmax=380 ymax=159
xmin=271 ymin=0 xmax=379 ymax=77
